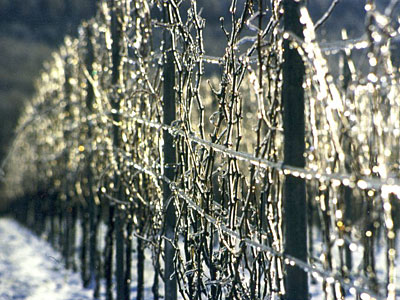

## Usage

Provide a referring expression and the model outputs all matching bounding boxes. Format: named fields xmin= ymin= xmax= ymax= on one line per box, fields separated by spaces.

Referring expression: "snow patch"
xmin=0 ymin=218 xmax=92 ymax=300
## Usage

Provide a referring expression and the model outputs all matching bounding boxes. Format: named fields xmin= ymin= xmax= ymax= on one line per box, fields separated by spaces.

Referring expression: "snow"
xmin=0 ymin=218 xmax=92 ymax=300
xmin=0 ymin=216 xmax=396 ymax=300
xmin=0 ymin=216 xmax=325 ymax=300
xmin=0 ymin=217 xmax=159 ymax=300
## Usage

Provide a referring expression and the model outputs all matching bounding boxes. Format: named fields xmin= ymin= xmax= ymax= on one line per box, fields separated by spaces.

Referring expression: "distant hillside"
xmin=0 ymin=0 xmax=97 ymax=162
xmin=0 ymin=0 xmax=97 ymax=43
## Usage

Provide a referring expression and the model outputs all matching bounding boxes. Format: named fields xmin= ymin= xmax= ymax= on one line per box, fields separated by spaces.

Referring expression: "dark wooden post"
xmin=110 ymin=1 xmax=126 ymax=300
xmin=163 ymin=4 xmax=177 ymax=300
xmin=63 ymin=57 xmax=73 ymax=270
xmin=282 ymin=1 xmax=308 ymax=299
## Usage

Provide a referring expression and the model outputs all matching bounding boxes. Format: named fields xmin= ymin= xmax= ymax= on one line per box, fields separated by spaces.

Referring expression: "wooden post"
xmin=104 ymin=204 xmax=115 ymax=300
xmin=80 ymin=205 xmax=90 ymax=286
xmin=84 ymin=23 xmax=101 ymax=297
xmin=110 ymin=1 xmax=126 ymax=299
xmin=282 ymin=1 xmax=308 ymax=299
xmin=63 ymin=60 xmax=73 ymax=270
xmin=163 ymin=4 xmax=177 ymax=300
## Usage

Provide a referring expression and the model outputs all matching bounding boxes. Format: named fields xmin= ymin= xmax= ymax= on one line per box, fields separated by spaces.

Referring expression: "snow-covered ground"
xmin=0 ymin=218 xmax=93 ymax=300
xmin=0 ymin=217 xmax=396 ymax=300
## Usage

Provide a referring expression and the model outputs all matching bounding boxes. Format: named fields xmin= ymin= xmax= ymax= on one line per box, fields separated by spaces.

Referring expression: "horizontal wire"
xmin=126 ymin=32 xmax=389 ymax=66
xmin=10 ymin=91 xmax=400 ymax=200
xmin=125 ymin=113 xmax=400 ymax=198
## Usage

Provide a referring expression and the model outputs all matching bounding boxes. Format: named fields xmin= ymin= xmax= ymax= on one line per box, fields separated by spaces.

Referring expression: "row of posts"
xmin=14 ymin=1 xmax=309 ymax=300
xmin=107 ymin=2 xmax=177 ymax=300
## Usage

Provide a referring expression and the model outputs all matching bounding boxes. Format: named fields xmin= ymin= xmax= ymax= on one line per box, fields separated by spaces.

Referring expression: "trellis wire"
xmin=2 ymin=1 xmax=400 ymax=300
